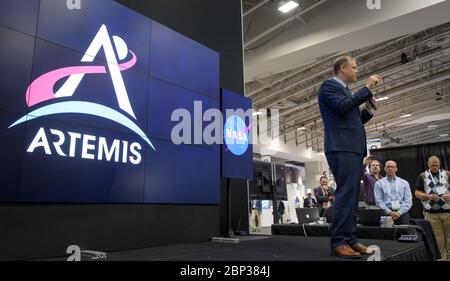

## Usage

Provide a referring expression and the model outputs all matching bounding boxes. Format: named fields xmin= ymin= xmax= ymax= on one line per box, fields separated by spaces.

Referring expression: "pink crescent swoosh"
xmin=26 ymin=51 xmax=137 ymax=107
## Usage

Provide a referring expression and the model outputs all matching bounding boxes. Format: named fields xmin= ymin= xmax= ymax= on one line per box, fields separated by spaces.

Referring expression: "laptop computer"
xmin=357 ymin=209 xmax=386 ymax=226
xmin=296 ymin=208 xmax=320 ymax=224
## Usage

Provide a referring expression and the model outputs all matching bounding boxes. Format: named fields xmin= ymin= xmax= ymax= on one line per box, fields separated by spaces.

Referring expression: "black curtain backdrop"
xmin=371 ymin=141 xmax=450 ymax=219
xmin=1 ymin=0 xmax=244 ymax=261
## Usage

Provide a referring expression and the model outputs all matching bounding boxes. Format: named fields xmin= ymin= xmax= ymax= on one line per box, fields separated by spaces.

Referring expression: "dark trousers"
xmin=326 ymin=152 xmax=364 ymax=249
xmin=394 ymin=212 xmax=410 ymax=225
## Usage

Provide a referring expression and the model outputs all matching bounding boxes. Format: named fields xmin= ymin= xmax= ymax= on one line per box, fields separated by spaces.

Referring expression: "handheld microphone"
xmin=368 ymin=76 xmax=381 ymax=110
xmin=368 ymin=98 xmax=377 ymax=110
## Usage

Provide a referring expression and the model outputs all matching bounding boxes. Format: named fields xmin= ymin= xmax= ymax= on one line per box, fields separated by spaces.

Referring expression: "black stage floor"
xmin=37 ymin=235 xmax=427 ymax=261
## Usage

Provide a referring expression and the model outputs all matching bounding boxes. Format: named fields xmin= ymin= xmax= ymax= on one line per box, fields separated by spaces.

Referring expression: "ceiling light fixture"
xmin=278 ymin=1 xmax=299 ymax=13
xmin=375 ymin=96 xmax=389 ymax=102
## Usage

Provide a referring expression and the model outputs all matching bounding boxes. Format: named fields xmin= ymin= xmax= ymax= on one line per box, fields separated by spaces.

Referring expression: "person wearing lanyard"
xmin=415 ymin=156 xmax=450 ymax=260
xmin=374 ymin=160 xmax=413 ymax=225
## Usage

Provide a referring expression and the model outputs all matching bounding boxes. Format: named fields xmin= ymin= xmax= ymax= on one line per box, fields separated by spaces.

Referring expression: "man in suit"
xmin=318 ymin=55 xmax=381 ymax=259
xmin=303 ymin=193 xmax=317 ymax=208
xmin=314 ymin=176 xmax=335 ymax=216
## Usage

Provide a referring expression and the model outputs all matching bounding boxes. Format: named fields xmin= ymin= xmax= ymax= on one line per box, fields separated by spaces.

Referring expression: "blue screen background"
xmin=0 ymin=0 xmax=221 ymax=204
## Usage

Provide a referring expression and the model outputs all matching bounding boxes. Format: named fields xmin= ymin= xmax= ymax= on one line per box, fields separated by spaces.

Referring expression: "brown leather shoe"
xmin=331 ymin=245 xmax=361 ymax=259
xmin=349 ymin=243 xmax=374 ymax=254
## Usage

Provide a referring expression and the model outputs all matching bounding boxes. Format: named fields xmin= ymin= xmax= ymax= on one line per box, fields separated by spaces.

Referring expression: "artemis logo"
xmin=8 ymin=25 xmax=156 ymax=164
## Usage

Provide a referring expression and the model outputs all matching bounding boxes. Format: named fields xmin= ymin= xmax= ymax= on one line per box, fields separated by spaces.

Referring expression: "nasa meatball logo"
xmin=224 ymin=115 xmax=251 ymax=156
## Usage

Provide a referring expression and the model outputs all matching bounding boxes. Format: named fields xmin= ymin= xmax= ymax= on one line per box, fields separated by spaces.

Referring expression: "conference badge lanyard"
xmin=429 ymin=170 xmax=447 ymax=196
xmin=384 ymin=178 xmax=400 ymax=211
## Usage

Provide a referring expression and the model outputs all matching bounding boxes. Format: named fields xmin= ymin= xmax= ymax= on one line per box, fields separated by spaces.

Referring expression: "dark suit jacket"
xmin=318 ymin=79 xmax=374 ymax=156
xmin=303 ymin=198 xmax=317 ymax=208
xmin=314 ymin=187 xmax=335 ymax=214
